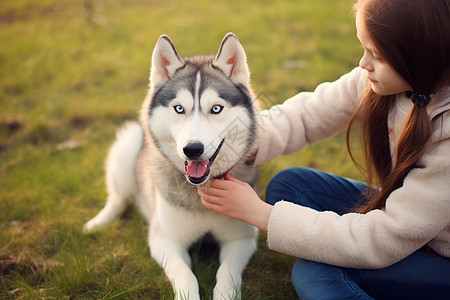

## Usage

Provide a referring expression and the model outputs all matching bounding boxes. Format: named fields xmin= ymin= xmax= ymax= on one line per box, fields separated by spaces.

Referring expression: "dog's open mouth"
xmin=185 ymin=139 xmax=224 ymax=185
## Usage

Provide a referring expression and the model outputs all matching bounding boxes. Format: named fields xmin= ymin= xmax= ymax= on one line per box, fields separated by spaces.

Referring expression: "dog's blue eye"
xmin=211 ymin=105 xmax=223 ymax=114
xmin=174 ymin=105 xmax=185 ymax=114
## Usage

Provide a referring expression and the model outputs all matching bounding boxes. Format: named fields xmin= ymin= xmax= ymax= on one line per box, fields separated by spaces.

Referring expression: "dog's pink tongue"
xmin=186 ymin=160 xmax=208 ymax=178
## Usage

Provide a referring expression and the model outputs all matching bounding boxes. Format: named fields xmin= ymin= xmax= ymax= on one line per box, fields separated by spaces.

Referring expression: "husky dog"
xmin=84 ymin=33 xmax=260 ymax=300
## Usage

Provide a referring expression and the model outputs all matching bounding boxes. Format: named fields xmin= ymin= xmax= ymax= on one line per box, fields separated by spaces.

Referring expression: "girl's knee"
xmin=291 ymin=259 xmax=373 ymax=300
xmin=291 ymin=258 xmax=325 ymax=287
xmin=291 ymin=259 xmax=331 ymax=300
xmin=266 ymin=167 xmax=313 ymax=205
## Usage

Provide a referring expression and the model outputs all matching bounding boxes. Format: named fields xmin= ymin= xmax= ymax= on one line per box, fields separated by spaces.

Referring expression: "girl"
xmin=198 ymin=0 xmax=450 ymax=299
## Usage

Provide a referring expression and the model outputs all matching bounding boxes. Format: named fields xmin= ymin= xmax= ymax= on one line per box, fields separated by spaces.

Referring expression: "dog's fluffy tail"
xmin=105 ymin=121 xmax=143 ymax=200
xmin=84 ymin=121 xmax=143 ymax=233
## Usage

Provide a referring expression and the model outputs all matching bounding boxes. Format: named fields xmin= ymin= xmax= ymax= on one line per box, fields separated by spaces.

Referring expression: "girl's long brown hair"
xmin=348 ymin=0 xmax=450 ymax=213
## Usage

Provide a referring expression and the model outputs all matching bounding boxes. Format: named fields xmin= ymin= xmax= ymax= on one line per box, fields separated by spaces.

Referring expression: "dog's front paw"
xmin=213 ymin=286 xmax=240 ymax=300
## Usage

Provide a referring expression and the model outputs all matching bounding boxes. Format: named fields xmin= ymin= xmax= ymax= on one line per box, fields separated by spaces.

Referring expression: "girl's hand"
xmin=198 ymin=172 xmax=272 ymax=231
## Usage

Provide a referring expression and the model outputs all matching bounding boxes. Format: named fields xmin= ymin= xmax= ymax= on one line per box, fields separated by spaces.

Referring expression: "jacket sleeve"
xmin=266 ymin=127 xmax=450 ymax=268
xmin=254 ymin=67 xmax=368 ymax=165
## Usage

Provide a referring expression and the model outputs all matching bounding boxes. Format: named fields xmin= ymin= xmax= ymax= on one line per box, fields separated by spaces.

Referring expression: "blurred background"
xmin=1 ymin=0 xmax=362 ymax=298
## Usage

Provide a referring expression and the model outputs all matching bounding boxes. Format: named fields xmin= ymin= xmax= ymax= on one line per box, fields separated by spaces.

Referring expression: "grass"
xmin=1 ymin=0 xmax=363 ymax=298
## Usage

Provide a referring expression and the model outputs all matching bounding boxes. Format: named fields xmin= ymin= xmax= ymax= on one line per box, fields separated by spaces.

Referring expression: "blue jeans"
xmin=266 ymin=167 xmax=450 ymax=300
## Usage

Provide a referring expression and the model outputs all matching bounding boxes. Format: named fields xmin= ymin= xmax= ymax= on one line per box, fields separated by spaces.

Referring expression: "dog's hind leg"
xmin=214 ymin=238 xmax=257 ymax=300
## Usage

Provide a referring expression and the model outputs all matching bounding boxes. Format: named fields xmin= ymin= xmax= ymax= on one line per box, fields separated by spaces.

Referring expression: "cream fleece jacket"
xmin=256 ymin=67 xmax=450 ymax=268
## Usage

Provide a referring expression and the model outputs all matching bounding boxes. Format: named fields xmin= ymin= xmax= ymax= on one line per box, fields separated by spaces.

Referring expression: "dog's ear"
xmin=213 ymin=33 xmax=250 ymax=85
xmin=150 ymin=35 xmax=184 ymax=87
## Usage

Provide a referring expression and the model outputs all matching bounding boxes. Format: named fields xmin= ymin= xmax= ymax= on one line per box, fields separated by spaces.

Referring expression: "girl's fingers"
xmin=198 ymin=186 xmax=224 ymax=198
xmin=224 ymin=172 xmax=242 ymax=183
xmin=208 ymin=178 xmax=235 ymax=190
xmin=200 ymin=196 xmax=219 ymax=210
xmin=209 ymin=173 xmax=244 ymax=190
xmin=198 ymin=189 xmax=223 ymax=203
xmin=223 ymin=172 xmax=233 ymax=180
xmin=199 ymin=193 xmax=226 ymax=213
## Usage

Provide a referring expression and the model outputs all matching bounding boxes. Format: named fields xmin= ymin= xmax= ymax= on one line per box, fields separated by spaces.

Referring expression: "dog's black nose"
xmin=183 ymin=142 xmax=204 ymax=159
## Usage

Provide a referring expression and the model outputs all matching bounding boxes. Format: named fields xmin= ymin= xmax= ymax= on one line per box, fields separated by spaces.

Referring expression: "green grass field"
xmin=1 ymin=0 xmax=364 ymax=298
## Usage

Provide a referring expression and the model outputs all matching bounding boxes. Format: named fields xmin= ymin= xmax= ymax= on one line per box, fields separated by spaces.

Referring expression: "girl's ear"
xmin=212 ymin=33 xmax=250 ymax=85
xmin=150 ymin=35 xmax=184 ymax=88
